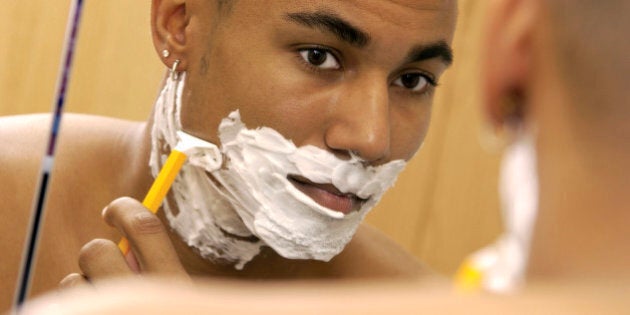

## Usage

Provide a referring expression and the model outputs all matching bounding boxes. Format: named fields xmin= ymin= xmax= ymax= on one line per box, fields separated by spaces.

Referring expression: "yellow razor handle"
xmin=454 ymin=258 xmax=483 ymax=293
xmin=118 ymin=150 xmax=187 ymax=254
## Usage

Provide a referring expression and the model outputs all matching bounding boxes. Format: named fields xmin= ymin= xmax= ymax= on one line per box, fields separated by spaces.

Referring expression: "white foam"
xmin=150 ymin=72 xmax=406 ymax=269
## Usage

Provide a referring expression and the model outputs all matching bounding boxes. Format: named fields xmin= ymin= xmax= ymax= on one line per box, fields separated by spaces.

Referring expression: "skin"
xmin=16 ymin=277 xmax=630 ymax=315
xmin=0 ymin=0 xmax=456 ymax=310
xmin=482 ymin=0 xmax=630 ymax=281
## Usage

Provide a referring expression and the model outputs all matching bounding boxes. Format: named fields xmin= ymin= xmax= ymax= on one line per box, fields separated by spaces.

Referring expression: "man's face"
xmin=181 ymin=0 xmax=456 ymax=164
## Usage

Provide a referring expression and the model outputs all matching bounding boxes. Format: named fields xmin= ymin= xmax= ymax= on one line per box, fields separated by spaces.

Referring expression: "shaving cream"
xmin=150 ymin=72 xmax=406 ymax=269
xmin=464 ymin=132 xmax=539 ymax=293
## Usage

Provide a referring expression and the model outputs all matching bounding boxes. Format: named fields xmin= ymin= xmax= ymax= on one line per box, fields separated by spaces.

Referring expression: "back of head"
xmin=481 ymin=0 xmax=630 ymax=279
xmin=545 ymin=0 xmax=630 ymax=140
xmin=535 ymin=0 xmax=630 ymax=278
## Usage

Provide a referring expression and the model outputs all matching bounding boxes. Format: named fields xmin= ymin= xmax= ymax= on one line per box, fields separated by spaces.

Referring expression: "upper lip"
xmin=287 ymin=175 xmax=367 ymax=213
xmin=288 ymin=175 xmax=350 ymax=196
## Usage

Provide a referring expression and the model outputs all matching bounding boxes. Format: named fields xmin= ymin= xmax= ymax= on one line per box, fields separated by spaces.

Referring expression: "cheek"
xmin=391 ymin=104 xmax=432 ymax=160
xmin=247 ymin=83 xmax=339 ymax=146
xmin=181 ymin=44 xmax=338 ymax=147
xmin=214 ymin=59 xmax=341 ymax=145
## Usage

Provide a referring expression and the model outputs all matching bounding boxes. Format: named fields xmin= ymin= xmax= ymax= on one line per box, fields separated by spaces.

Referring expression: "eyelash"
xmin=295 ymin=46 xmax=439 ymax=96
xmin=295 ymin=46 xmax=343 ymax=73
xmin=419 ymin=72 xmax=438 ymax=87
xmin=396 ymin=71 xmax=439 ymax=96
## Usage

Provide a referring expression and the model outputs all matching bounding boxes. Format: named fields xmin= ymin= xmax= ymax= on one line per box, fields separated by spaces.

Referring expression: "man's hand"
xmin=59 ymin=197 xmax=189 ymax=288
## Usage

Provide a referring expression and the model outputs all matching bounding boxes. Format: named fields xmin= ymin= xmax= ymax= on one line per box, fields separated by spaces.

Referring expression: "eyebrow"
xmin=405 ymin=41 xmax=454 ymax=66
xmin=285 ymin=11 xmax=371 ymax=48
xmin=285 ymin=11 xmax=453 ymax=66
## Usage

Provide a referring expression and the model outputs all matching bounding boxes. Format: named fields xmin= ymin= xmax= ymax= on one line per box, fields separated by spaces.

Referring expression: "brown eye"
xmin=307 ymin=49 xmax=326 ymax=65
xmin=393 ymin=73 xmax=431 ymax=92
xmin=299 ymin=48 xmax=340 ymax=70
xmin=400 ymin=73 xmax=420 ymax=89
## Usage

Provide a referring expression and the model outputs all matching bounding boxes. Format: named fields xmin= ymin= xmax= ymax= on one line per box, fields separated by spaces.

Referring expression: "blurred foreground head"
xmin=482 ymin=0 xmax=630 ymax=279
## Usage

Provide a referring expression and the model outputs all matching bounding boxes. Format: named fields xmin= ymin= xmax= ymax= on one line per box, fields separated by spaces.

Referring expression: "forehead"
xmin=221 ymin=0 xmax=457 ymax=43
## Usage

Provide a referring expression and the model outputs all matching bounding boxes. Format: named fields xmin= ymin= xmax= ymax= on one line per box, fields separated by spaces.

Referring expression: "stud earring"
xmin=162 ymin=49 xmax=170 ymax=58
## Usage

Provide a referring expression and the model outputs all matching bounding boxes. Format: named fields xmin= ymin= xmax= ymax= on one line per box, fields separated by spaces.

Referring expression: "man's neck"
xmin=527 ymin=128 xmax=630 ymax=279
xmin=114 ymin=120 xmax=155 ymax=202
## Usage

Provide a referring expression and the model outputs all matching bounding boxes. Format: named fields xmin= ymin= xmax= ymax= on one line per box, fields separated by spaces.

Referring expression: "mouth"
xmin=287 ymin=175 xmax=366 ymax=215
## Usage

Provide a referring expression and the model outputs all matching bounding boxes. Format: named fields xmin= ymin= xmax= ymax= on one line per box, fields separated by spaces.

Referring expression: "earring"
xmin=170 ymin=59 xmax=181 ymax=81
xmin=162 ymin=49 xmax=170 ymax=58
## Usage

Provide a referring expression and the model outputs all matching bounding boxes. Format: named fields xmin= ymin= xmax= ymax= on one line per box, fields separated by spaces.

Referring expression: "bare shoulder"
xmin=0 ymin=114 xmax=51 ymax=216
xmin=331 ymin=223 xmax=435 ymax=278
xmin=0 ymin=113 xmax=143 ymax=309
xmin=0 ymin=114 xmax=50 ymax=158
xmin=0 ymin=113 xmax=140 ymax=208
xmin=0 ymin=114 xmax=58 ymax=233
xmin=0 ymin=114 xmax=54 ymax=308
xmin=20 ymin=277 xmax=630 ymax=314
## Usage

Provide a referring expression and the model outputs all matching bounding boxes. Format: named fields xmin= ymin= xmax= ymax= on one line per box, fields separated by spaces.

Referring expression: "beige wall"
xmin=0 ymin=1 xmax=501 ymax=275
xmin=0 ymin=1 xmax=163 ymax=119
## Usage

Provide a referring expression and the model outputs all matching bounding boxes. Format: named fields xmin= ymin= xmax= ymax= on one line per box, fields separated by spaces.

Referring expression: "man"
xmin=454 ymin=0 xmax=630 ymax=293
xmin=11 ymin=0 xmax=630 ymax=313
xmin=480 ymin=0 xmax=630 ymax=282
xmin=0 ymin=0 xmax=456 ymax=309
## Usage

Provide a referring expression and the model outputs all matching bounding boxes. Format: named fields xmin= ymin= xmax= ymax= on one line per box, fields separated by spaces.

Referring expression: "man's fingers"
xmin=59 ymin=273 xmax=89 ymax=289
xmin=78 ymin=239 xmax=134 ymax=280
xmin=102 ymin=197 xmax=187 ymax=276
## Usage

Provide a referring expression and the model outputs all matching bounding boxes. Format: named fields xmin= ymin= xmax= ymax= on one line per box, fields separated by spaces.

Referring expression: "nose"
xmin=324 ymin=75 xmax=391 ymax=164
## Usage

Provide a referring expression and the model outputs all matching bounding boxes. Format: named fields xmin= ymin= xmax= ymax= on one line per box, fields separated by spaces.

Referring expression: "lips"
xmin=287 ymin=175 xmax=365 ymax=215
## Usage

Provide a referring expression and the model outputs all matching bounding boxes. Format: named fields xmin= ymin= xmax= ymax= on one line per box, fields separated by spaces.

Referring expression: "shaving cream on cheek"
xmin=151 ymin=73 xmax=261 ymax=269
xmin=150 ymin=72 xmax=407 ymax=269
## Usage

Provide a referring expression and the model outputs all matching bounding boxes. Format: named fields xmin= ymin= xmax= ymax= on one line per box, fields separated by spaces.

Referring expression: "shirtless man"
xmin=16 ymin=0 xmax=630 ymax=313
xmin=0 ymin=0 xmax=456 ymax=309
xmin=102 ymin=0 xmax=626 ymax=303
xmin=481 ymin=0 xmax=630 ymax=281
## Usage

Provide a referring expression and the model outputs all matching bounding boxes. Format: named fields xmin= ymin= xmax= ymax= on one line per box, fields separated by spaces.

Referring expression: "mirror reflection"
xmin=0 ymin=1 xmax=504 ymax=311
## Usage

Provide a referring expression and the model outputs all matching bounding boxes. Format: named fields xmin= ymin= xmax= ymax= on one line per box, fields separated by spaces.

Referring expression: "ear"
xmin=151 ymin=0 xmax=189 ymax=71
xmin=481 ymin=0 xmax=537 ymax=130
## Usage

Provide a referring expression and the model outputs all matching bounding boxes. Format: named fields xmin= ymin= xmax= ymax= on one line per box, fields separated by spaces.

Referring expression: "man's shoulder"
xmin=0 ymin=112 xmax=137 ymax=165
xmin=0 ymin=113 xmax=143 ymax=206
xmin=0 ymin=113 xmax=145 ymax=305
xmin=0 ymin=114 xmax=50 ymax=161
xmin=0 ymin=114 xmax=51 ymax=204
xmin=0 ymin=114 xmax=55 ymax=296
